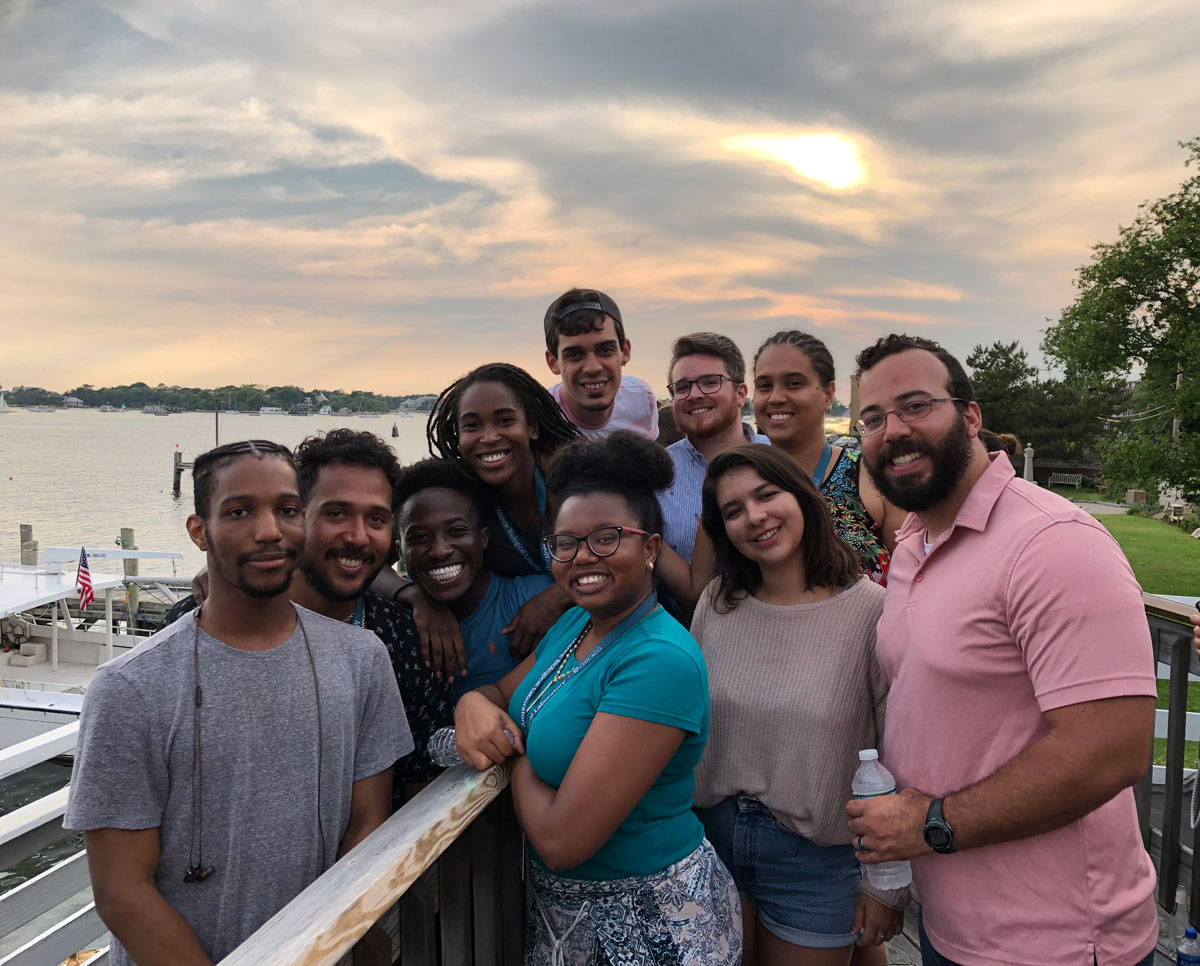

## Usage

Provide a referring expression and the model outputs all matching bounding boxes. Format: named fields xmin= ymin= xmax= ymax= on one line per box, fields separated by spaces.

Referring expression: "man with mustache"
xmin=160 ymin=429 xmax=454 ymax=793
xmin=65 ymin=439 xmax=413 ymax=965
xmin=844 ymin=335 xmax=1157 ymax=966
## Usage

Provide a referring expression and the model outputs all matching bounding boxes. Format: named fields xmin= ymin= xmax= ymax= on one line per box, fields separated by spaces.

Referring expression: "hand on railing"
xmin=453 ymin=692 xmax=524 ymax=770
xmin=1191 ymin=603 xmax=1199 ymax=659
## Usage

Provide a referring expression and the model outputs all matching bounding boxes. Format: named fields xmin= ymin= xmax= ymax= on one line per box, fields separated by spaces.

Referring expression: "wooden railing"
xmin=219 ymin=763 xmax=524 ymax=966
xmin=1140 ymin=593 xmax=1200 ymax=925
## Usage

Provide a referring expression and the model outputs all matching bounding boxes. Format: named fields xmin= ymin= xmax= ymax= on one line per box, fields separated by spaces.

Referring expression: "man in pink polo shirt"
xmin=844 ymin=334 xmax=1157 ymax=966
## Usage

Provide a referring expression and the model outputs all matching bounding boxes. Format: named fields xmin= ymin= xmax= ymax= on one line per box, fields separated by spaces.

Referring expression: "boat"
xmin=143 ymin=404 xmax=168 ymax=415
xmin=0 ymin=389 xmax=10 ymax=414
xmin=27 ymin=405 xmax=56 ymax=413
xmin=259 ymin=406 xmax=285 ymax=415
xmin=97 ymin=404 xmax=116 ymax=413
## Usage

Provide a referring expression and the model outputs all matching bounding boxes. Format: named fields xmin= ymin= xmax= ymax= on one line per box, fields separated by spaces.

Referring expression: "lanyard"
xmin=493 ymin=466 xmax=553 ymax=576
xmin=812 ymin=441 xmax=833 ymax=487
xmin=347 ymin=597 xmax=364 ymax=627
xmin=518 ymin=593 xmax=658 ymax=732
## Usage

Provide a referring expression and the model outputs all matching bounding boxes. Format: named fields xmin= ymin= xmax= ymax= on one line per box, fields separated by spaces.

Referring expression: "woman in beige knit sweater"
xmin=692 ymin=444 xmax=907 ymax=966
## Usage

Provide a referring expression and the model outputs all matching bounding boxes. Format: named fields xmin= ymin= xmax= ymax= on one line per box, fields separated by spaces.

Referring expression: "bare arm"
xmin=1191 ymin=608 xmax=1199 ymax=659
xmin=847 ymin=695 xmax=1155 ymax=861
xmin=510 ymin=712 xmax=686 ymax=872
xmin=502 ymin=584 xmax=572 ymax=656
xmin=858 ymin=466 xmax=905 ymax=554
xmin=654 ymin=528 xmax=715 ymax=613
xmin=338 ymin=768 xmax=393 ymax=858
xmin=84 ymin=827 xmax=214 ymax=966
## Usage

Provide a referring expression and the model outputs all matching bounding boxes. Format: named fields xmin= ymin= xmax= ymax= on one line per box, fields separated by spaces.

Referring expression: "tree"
xmin=966 ymin=340 xmax=1038 ymax=439
xmin=1043 ymin=137 xmax=1200 ymax=496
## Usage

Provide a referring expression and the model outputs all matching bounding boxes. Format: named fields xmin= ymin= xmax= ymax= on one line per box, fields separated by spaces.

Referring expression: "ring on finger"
xmin=857 ymin=833 xmax=869 ymax=852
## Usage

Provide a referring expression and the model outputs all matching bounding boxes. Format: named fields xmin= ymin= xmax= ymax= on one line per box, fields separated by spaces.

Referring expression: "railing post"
xmin=20 ymin=523 xmax=37 ymax=566
xmin=121 ymin=527 xmax=139 ymax=627
xmin=1159 ymin=627 xmax=1192 ymax=909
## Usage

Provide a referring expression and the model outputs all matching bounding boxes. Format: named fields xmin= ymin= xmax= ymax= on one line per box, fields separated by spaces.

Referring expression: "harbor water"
xmin=0 ymin=406 xmax=432 ymax=892
xmin=0 ymin=407 xmax=433 ymax=577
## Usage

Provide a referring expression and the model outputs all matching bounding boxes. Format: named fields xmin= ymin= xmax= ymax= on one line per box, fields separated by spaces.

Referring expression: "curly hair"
xmin=701 ymin=445 xmax=859 ymax=613
xmin=192 ymin=439 xmax=295 ymax=518
xmin=293 ymin=429 xmax=404 ymax=511
xmin=854 ymin=333 xmax=975 ymax=405
xmin=545 ymin=430 xmax=674 ymax=534
xmin=754 ymin=330 xmax=835 ymax=387
xmin=395 ymin=458 xmax=489 ymax=523
xmin=426 ymin=362 xmax=581 ymax=473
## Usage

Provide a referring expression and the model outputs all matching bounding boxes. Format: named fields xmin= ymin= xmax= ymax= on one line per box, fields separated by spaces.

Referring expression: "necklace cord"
xmin=188 ymin=609 xmax=325 ymax=880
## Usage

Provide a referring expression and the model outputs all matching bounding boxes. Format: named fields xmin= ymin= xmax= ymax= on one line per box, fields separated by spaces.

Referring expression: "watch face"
xmin=926 ymin=824 xmax=952 ymax=850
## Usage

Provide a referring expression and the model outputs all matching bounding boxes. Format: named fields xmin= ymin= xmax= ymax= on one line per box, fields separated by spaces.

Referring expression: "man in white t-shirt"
xmin=544 ymin=288 xmax=659 ymax=440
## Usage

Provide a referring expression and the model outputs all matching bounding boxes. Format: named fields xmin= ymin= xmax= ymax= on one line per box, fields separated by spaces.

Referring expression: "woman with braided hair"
xmin=397 ymin=363 xmax=580 ymax=682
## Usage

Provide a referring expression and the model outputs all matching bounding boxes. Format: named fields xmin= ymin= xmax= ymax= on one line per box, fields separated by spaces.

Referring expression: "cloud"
xmin=2 ymin=0 xmax=1197 ymax=397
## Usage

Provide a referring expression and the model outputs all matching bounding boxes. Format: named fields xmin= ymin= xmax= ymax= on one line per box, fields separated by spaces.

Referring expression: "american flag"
xmin=76 ymin=548 xmax=95 ymax=610
xmin=316 ymin=392 xmax=328 ymax=402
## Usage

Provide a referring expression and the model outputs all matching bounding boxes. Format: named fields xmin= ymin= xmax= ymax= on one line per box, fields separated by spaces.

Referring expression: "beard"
xmin=211 ymin=548 xmax=298 ymax=599
xmin=299 ymin=551 xmax=383 ymax=603
xmin=864 ymin=416 xmax=973 ymax=513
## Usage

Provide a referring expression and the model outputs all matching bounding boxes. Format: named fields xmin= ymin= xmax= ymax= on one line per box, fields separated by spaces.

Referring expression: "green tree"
xmin=1043 ymin=137 xmax=1200 ymax=496
xmin=966 ymin=340 xmax=1038 ymax=439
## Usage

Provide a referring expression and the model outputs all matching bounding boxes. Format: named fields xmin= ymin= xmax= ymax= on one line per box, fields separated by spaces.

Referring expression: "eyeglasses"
xmin=854 ymin=397 xmax=963 ymax=436
xmin=667 ymin=373 xmax=736 ymax=399
xmin=543 ymin=525 xmax=650 ymax=562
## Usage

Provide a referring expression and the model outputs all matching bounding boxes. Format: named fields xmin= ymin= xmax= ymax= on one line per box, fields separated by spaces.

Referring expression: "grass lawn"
xmin=1102 ymin=515 xmax=1200 ymax=766
xmin=1094 ymin=515 xmax=1200 ymax=596
xmin=1155 ymin=679 xmax=1200 ymax=768
xmin=1050 ymin=486 xmax=1110 ymax=502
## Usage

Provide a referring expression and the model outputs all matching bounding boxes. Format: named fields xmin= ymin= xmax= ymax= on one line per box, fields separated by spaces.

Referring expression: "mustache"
xmin=879 ymin=440 xmax=927 ymax=462
xmin=324 ymin=547 xmax=377 ymax=563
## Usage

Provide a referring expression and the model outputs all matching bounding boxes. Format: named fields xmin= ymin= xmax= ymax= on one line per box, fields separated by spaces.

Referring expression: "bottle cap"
xmin=1188 ymin=926 xmax=1198 ymax=939
xmin=858 ymin=749 xmax=879 ymax=761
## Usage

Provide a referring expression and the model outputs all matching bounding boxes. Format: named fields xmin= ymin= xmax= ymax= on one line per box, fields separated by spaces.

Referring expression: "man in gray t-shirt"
xmin=65 ymin=440 xmax=413 ymax=965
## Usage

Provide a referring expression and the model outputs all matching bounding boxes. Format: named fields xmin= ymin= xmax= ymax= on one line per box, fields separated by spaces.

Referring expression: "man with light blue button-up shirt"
xmin=657 ymin=332 xmax=769 ymax=562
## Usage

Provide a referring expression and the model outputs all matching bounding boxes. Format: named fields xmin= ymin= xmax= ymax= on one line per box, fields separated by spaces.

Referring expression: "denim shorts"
xmin=696 ymin=795 xmax=861 ymax=948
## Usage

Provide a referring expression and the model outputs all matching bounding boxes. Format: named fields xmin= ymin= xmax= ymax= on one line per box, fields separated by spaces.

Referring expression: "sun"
xmin=725 ymin=132 xmax=866 ymax=190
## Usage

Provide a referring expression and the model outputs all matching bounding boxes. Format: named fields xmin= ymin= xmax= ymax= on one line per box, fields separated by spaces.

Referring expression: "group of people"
xmin=65 ymin=288 xmax=1166 ymax=966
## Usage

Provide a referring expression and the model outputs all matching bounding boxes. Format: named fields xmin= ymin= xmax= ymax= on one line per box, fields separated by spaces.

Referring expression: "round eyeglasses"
xmin=543 ymin=525 xmax=651 ymax=562
xmin=854 ymin=397 xmax=963 ymax=436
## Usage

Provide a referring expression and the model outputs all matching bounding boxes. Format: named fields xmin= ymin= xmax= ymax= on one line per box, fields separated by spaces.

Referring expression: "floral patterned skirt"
xmin=526 ymin=838 xmax=742 ymax=966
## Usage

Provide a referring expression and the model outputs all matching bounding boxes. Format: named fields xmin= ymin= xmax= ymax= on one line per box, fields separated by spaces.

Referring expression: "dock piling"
xmin=120 ymin=527 xmax=140 ymax=624
xmin=19 ymin=524 xmax=37 ymax=565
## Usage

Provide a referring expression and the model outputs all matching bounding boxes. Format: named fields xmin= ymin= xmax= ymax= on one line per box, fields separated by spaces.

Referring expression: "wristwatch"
xmin=923 ymin=797 xmax=956 ymax=853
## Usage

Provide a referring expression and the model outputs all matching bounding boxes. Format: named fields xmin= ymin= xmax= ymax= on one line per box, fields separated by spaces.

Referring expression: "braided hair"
xmin=753 ymin=330 xmax=835 ymax=386
xmin=426 ymin=362 xmax=581 ymax=473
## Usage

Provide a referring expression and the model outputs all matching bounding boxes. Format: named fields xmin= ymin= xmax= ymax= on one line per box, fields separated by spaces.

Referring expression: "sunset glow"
xmin=725 ymin=133 xmax=867 ymax=190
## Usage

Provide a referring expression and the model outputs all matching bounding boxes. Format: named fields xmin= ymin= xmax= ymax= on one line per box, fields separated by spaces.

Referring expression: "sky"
xmin=2 ymin=0 xmax=1198 ymax=402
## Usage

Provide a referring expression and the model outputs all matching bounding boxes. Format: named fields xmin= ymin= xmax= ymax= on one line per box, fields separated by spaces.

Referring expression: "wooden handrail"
xmin=219 ymin=762 xmax=510 ymax=965
xmin=1144 ymin=592 xmax=1198 ymax=626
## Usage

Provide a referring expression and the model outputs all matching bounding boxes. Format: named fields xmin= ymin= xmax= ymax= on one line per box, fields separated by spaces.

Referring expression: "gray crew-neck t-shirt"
xmin=64 ymin=605 xmax=413 ymax=965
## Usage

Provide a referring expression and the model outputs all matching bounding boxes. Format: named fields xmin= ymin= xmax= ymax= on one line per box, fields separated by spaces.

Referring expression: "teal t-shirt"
xmin=455 ymin=573 xmax=553 ymax=698
xmin=508 ymin=605 xmax=709 ymax=880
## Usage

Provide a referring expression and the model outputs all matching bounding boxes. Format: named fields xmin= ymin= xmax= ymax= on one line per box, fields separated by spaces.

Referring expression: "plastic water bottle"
xmin=1175 ymin=886 xmax=1190 ymax=948
xmin=1179 ymin=926 xmax=1200 ymax=965
xmin=428 ymin=725 xmax=517 ymax=767
xmin=427 ymin=727 xmax=464 ymax=767
xmin=851 ymin=749 xmax=913 ymax=889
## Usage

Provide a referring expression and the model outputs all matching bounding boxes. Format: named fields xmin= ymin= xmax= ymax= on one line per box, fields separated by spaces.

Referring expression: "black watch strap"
xmin=923 ymin=797 xmax=956 ymax=853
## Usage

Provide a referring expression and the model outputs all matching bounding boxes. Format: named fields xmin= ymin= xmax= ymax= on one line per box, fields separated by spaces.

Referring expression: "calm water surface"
xmin=0 ymin=409 xmax=432 ymax=576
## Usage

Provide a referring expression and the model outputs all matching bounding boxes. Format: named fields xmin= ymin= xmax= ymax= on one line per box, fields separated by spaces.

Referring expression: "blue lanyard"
xmin=493 ymin=466 xmax=553 ymax=576
xmin=518 ymin=593 xmax=659 ymax=732
xmin=812 ymin=442 xmax=833 ymax=488
xmin=349 ymin=596 xmax=364 ymax=627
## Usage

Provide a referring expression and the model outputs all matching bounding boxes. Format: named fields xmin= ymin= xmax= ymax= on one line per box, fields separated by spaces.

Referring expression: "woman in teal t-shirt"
xmin=454 ymin=431 xmax=741 ymax=965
